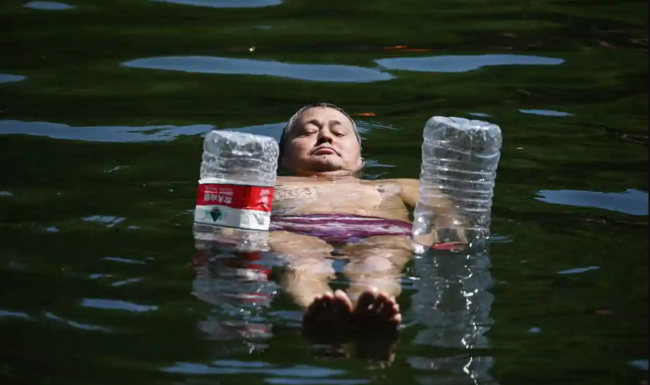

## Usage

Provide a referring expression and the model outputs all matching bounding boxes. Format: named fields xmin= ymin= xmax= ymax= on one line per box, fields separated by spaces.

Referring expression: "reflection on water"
xmin=630 ymin=359 xmax=649 ymax=371
xmin=536 ymin=189 xmax=649 ymax=216
xmin=0 ymin=118 xmax=401 ymax=144
xmin=225 ymin=122 xmax=285 ymax=142
xmin=80 ymin=298 xmax=159 ymax=312
xmin=192 ymin=227 xmax=278 ymax=352
xmin=408 ymin=240 xmax=496 ymax=384
xmin=0 ymin=310 xmax=31 ymax=320
xmin=102 ymin=256 xmax=147 ymax=265
xmin=0 ymin=74 xmax=26 ymax=84
xmin=122 ymin=56 xmax=394 ymax=83
xmin=519 ymin=109 xmax=574 ymax=117
xmin=375 ymin=54 xmax=563 ymax=73
xmin=83 ymin=215 xmax=126 ymax=227
xmin=557 ymin=265 xmax=600 ymax=275
xmin=0 ymin=120 xmax=214 ymax=142
xmin=23 ymin=1 xmax=74 ymax=10
xmin=191 ymin=222 xmax=498 ymax=383
xmin=44 ymin=312 xmax=112 ymax=332
xmin=150 ymin=0 xmax=282 ymax=8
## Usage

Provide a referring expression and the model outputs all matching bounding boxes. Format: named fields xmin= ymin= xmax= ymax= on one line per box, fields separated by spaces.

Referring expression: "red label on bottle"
xmin=196 ymin=184 xmax=274 ymax=213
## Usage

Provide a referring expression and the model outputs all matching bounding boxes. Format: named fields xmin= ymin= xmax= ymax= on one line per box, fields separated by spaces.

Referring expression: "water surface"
xmin=0 ymin=0 xmax=647 ymax=384
xmin=150 ymin=0 xmax=282 ymax=8
xmin=123 ymin=56 xmax=394 ymax=83
xmin=23 ymin=1 xmax=74 ymax=10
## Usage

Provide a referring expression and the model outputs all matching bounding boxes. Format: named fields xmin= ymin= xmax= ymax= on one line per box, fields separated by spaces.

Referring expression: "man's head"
xmin=279 ymin=103 xmax=363 ymax=176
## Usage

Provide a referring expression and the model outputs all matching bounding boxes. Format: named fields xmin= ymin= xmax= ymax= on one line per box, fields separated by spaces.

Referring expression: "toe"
xmin=378 ymin=301 xmax=397 ymax=319
xmin=356 ymin=290 xmax=376 ymax=313
xmin=307 ymin=295 xmax=322 ymax=312
xmin=333 ymin=290 xmax=353 ymax=314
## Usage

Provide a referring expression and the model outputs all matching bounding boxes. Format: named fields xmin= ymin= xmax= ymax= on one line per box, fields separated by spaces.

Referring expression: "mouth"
xmin=312 ymin=147 xmax=338 ymax=156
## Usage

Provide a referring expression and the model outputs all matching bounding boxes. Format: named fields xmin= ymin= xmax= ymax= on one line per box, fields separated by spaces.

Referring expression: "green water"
xmin=0 ymin=0 xmax=648 ymax=384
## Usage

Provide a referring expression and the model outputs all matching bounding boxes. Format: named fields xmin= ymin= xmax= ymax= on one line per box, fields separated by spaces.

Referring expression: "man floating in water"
xmin=268 ymin=103 xmax=462 ymax=342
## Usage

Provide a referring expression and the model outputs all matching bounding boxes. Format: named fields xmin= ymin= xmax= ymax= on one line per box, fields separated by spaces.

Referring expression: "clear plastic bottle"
xmin=412 ymin=117 xmax=502 ymax=253
xmin=194 ymin=130 xmax=279 ymax=233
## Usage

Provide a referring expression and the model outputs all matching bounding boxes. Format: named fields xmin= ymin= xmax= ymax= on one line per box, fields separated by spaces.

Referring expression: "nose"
xmin=316 ymin=128 xmax=333 ymax=144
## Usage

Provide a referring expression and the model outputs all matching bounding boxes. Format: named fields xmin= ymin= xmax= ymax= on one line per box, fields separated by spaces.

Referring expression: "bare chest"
xmin=273 ymin=182 xmax=393 ymax=215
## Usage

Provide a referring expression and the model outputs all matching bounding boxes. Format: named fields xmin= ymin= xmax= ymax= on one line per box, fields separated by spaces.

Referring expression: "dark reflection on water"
xmin=122 ymin=56 xmax=395 ymax=83
xmin=150 ymin=0 xmax=282 ymax=8
xmin=375 ymin=54 xmax=563 ymax=73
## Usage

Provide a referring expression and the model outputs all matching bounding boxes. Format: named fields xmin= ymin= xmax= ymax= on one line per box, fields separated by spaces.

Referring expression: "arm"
xmin=388 ymin=178 xmax=419 ymax=209
xmin=388 ymin=178 xmax=468 ymax=243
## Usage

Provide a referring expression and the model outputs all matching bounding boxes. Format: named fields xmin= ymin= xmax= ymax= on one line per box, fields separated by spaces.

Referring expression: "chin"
xmin=305 ymin=157 xmax=340 ymax=171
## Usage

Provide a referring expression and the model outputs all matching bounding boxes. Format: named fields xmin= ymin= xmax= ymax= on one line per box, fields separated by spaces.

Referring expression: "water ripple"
xmin=375 ymin=54 xmax=563 ymax=73
xmin=82 ymin=215 xmax=126 ymax=227
xmin=162 ymin=361 xmax=345 ymax=377
xmin=122 ymin=56 xmax=394 ymax=83
xmin=23 ymin=1 xmax=74 ymax=10
xmin=102 ymin=257 xmax=147 ymax=265
xmin=0 ymin=74 xmax=26 ymax=84
xmin=557 ymin=266 xmax=600 ymax=275
xmin=520 ymin=109 xmax=573 ymax=117
xmin=0 ymin=309 xmax=31 ymax=320
xmin=45 ymin=312 xmax=111 ymax=332
xmin=630 ymin=359 xmax=649 ymax=371
xmin=0 ymin=120 xmax=214 ymax=142
xmin=150 ymin=0 xmax=282 ymax=8
xmin=81 ymin=298 xmax=158 ymax=312
xmin=536 ymin=189 xmax=649 ymax=216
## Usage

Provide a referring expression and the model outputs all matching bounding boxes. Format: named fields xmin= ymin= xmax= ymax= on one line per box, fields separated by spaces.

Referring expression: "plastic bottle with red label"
xmin=194 ymin=130 xmax=279 ymax=233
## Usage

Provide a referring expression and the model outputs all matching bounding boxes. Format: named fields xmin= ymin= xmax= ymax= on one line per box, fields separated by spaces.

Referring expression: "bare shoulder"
xmin=379 ymin=178 xmax=419 ymax=189
xmin=370 ymin=178 xmax=419 ymax=207
xmin=275 ymin=176 xmax=302 ymax=186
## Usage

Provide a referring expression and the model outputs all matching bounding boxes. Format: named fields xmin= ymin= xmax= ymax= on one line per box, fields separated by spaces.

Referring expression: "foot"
xmin=302 ymin=290 xmax=354 ymax=344
xmin=351 ymin=288 xmax=401 ymax=339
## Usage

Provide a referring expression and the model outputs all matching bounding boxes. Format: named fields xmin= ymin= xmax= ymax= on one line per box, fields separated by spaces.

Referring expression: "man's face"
xmin=280 ymin=107 xmax=362 ymax=175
